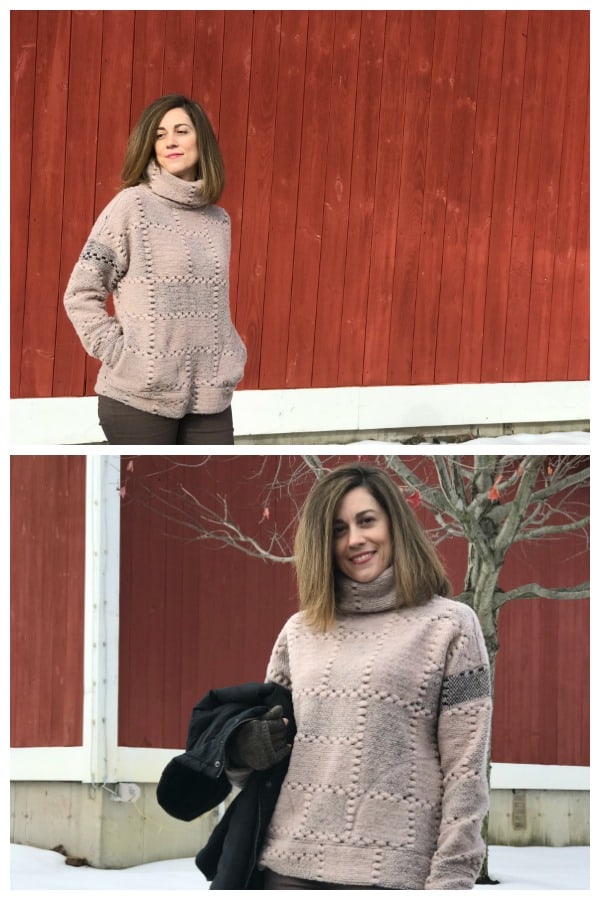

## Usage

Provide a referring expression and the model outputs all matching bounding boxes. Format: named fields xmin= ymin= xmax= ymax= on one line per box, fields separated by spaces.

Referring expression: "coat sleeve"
xmin=156 ymin=754 xmax=232 ymax=822
xmin=157 ymin=685 xmax=285 ymax=821
xmin=63 ymin=193 xmax=129 ymax=366
xmin=219 ymin=623 xmax=293 ymax=792
xmin=425 ymin=604 xmax=493 ymax=890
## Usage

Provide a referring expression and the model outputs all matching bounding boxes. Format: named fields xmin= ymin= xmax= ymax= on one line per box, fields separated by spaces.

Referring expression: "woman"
xmin=64 ymin=94 xmax=246 ymax=445
xmin=227 ymin=462 xmax=492 ymax=890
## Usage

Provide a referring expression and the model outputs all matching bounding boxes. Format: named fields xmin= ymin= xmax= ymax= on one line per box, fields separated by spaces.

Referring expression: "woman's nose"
xmin=347 ymin=526 xmax=364 ymax=546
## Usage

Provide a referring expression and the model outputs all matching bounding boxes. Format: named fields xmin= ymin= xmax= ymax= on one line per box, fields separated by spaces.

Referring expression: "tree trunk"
xmin=463 ymin=541 xmax=502 ymax=883
xmin=476 ymin=647 xmax=499 ymax=884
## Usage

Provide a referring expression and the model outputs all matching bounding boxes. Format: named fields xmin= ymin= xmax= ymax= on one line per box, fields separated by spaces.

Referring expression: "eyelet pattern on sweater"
xmin=64 ymin=161 xmax=247 ymax=418
xmin=260 ymin=567 xmax=492 ymax=890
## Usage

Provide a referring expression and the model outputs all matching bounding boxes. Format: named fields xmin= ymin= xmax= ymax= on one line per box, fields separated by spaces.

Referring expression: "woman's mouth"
xmin=350 ymin=551 xmax=376 ymax=565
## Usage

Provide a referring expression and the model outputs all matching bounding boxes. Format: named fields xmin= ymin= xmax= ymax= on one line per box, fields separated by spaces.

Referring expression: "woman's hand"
xmin=226 ymin=705 xmax=291 ymax=770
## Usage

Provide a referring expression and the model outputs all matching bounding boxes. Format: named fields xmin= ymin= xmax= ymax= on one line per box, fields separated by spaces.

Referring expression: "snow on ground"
xmin=343 ymin=431 xmax=590 ymax=449
xmin=10 ymin=843 xmax=590 ymax=890
xmin=7 ymin=430 xmax=591 ymax=892
xmin=431 ymin=431 xmax=590 ymax=446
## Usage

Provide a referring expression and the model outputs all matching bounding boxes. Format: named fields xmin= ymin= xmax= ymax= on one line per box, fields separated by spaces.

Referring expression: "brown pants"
xmin=264 ymin=869 xmax=386 ymax=890
xmin=97 ymin=395 xmax=234 ymax=445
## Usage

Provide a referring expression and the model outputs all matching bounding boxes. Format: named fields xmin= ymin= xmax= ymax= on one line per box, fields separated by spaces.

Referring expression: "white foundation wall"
xmin=10 ymin=781 xmax=590 ymax=870
xmin=10 ymin=781 xmax=220 ymax=869
xmin=10 ymin=381 xmax=589 ymax=446
xmin=488 ymin=789 xmax=589 ymax=847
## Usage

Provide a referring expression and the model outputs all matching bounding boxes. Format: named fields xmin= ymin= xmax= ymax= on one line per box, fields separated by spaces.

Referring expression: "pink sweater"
xmin=260 ymin=568 xmax=492 ymax=889
xmin=64 ymin=161 xmax=246 ymax=418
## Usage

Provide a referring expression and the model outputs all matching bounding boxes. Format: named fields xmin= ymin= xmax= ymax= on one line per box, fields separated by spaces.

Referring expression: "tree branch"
xmin=513 ymin=515 xmax=590 ymax=541
xmin=384 ymin=456 xmax=452 ymax=514
xmin=497 ymin=582 xmax=590 ymax=604
xmin=530 ymin=461 xmax=590 ymax=503
xmin=493 ymin=457 xmax=540 ymax=558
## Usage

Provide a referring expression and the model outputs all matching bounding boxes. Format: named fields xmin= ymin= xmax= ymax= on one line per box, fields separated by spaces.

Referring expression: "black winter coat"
xmin=156 ymin=681 xmax=295 ymax=890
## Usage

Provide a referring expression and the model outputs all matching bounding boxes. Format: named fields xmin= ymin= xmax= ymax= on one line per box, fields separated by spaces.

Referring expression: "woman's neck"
xmin=145 ymin=159 xmax=208 ymax=208
xmin=335 ymin=566 xmax=398 ymax=615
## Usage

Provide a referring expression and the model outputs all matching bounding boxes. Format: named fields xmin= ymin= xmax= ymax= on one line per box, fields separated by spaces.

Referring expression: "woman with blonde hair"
xmin=64 ymin=94 xmax=246 ymax=444
xmin=226 ymin=462 xmax=493 ymax=889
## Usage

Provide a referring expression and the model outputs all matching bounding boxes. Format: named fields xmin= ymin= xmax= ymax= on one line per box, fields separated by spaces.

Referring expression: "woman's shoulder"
xmin=206 ymin=203 xmax=231 ymax=225
xmin=279 ymin=611 xmax=305 ymax=631
xmin=93 ymin=184 xmax=146 ymax=226
xmin=273 ymin=610 xmax=312 ymax=641
xmin=428 ymin=595 xmax=481 ymax=628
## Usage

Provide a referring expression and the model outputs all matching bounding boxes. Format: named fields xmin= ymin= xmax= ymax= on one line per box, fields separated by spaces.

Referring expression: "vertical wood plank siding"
xmin=9 ymin=455 xmax=588 ymax=764
xmin=10 ymin=456 xmax=86 ymax=747
xmin=117 ymin=456 xmax=301 ymax=750
xmin=117 ymin=456 xmax=589 ymax=766
xmin=10 ymin=10 xmax=589 ymax=398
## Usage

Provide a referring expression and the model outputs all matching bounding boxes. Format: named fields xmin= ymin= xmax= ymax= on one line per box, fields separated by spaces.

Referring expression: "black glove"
xmin=226 ymin=705 xmax=291 ymax=770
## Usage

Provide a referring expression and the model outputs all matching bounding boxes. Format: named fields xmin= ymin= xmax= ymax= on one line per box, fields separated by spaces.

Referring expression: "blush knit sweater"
xmin=260 ymin=567 xmax=492 ymax=890
xmin=64 ymin=161 xmax=247 ymax=419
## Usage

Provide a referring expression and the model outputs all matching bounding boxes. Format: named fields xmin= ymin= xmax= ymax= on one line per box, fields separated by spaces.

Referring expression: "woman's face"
xmin=332 ymin=486 xmax=393 ymax=583
xmin=154 ymin=107 xmax=200 ymax=182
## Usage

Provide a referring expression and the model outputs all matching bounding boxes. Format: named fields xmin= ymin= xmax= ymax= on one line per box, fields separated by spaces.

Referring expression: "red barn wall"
xmin=11 ymin=10 xmax=589 ymax=400
xmin=9 ymin=454 xmax=589 ymax=766
xmin=493 ymin=597 xmax=589 ymax=766
xmin=117 ymin=456 xmax=300 ymax=748
xmin=10 ymin=456 xmax=86 ymax=747
xmin=117 ymin=455 xmax=589 ymax=766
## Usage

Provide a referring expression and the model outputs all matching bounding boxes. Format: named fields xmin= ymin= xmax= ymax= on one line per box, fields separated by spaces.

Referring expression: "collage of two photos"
xmin=9 ymin=8 xmax=589 ymax=892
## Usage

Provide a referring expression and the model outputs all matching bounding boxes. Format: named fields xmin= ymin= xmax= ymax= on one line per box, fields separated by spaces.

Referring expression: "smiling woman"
xmin=154 ymin=108 xmax=200 ymax=182
xmin=332 ymin=486 xmax=393 ymax=582
xmin=62 ymin=94 xmax=247 ymax=445
xmin=210 ymin=462 xmax=494 ymax=890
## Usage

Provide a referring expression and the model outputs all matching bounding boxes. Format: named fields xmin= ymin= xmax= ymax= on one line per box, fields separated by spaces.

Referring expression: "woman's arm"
xmin=63 ymin=195 xmax=129 ymax=365
xmin=426 ymin=605 xmax=493 ymax=890
xmin=265 ymin=620 xmax=292 ymax=690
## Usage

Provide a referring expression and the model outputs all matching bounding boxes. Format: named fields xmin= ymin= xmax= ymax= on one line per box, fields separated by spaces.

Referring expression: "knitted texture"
xmin=260 ymin=567 xmax=492 ymax=890
xmin=64 ymin=161 xmax=247 ymax=418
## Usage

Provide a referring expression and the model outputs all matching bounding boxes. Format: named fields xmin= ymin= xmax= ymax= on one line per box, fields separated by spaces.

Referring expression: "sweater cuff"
xmin=425 ymin=863 xmax=478 ymax=890
xmin=224 ymin=764 xmax=252 ymax=790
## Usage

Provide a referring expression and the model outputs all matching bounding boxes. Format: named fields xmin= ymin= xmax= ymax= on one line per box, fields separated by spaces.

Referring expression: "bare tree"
xmin=122 ymin=453 xmax=589 ymax=882
xmin=379 ymin=455 xmax=589 ymax=880
xmin=124 ymin=456 xmax=589 ymax=642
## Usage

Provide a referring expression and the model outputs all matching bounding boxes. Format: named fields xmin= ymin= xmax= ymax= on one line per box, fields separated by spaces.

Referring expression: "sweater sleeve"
xmin=223 ymin=626 xmax=293 ymax=790
xmin=265 ymin=620 xmax=292 ymax=690
xmin=425 ymin=604 xmax=493 ymax=890
xmin=63 ymin=193 xmax=130 ymax=366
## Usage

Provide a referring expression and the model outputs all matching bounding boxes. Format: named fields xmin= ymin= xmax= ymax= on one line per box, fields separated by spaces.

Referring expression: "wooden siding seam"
xmin=10 ymin=10 xmax=589 ymax=398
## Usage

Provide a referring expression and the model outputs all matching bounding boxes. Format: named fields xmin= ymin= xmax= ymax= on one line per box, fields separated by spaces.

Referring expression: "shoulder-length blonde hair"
xmin=120 ymin=94 xmax=225 ymax=203
xmin=294 ymin=463 xmax=451 ymax=631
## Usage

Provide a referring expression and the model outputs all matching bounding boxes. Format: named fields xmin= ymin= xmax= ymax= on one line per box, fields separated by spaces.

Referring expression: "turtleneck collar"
xmin=145 ymin=159 xmax=209 ymax=208
xmin=335 ymin=565 xmax=399 ymax=615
